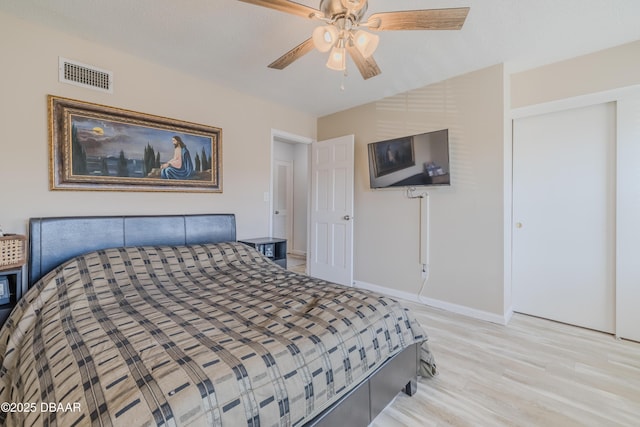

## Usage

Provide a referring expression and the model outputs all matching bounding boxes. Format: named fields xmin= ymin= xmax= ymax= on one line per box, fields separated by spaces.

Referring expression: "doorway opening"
xmin=270 ymin=130 xmax=313 ymax=274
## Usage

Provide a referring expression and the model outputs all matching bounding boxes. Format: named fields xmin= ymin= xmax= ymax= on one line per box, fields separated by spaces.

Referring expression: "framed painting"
xmin=369 ymin=136 xmax=415 ymax=178
xmin=48 ymin=95 xmax=222 ymax=192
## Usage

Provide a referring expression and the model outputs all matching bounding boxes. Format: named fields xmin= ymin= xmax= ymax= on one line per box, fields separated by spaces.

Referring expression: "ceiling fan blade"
xmin=367 ymin=7 xmax=469 ymax=31
xmin=346 ymin=45 xmax=381 ymax=80
xmin=268 ymin=38 xmax=315 ymax=70
xmin=237 ymin=0 xmax=321 ymax=19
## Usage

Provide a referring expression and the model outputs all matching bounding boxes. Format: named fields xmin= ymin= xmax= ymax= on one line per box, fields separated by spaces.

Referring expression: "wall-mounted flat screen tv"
xmin=368 ymin=129 xmax=450 ymax=189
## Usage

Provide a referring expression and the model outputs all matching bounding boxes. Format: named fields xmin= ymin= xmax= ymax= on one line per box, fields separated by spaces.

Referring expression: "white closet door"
xmin=512 ymin=102 xmax=616 ymax=333
xmin=616 ymin=94 xmax=640 ymax=342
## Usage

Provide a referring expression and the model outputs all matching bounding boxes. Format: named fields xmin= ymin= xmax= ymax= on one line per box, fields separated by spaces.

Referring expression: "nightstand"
xmin=0 ymin=234 xmax=27 ymax=327
xmin=239 ymin=237 xmax=287 ymax=268
xmin=0 ymin=267 xmax=24 ymax=327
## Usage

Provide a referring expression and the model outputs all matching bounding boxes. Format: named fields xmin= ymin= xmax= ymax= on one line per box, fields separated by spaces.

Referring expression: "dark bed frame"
xmin=27 ymin=213 xmax=419 ymax=427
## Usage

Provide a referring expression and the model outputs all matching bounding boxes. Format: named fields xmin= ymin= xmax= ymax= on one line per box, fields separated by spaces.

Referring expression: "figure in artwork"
xmin=161 ymin=136 xmax=194 ymax=179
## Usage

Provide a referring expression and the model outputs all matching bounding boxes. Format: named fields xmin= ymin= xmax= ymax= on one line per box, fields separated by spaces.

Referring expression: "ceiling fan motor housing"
xmin=320 ymin=0 xmax=368 ymax=23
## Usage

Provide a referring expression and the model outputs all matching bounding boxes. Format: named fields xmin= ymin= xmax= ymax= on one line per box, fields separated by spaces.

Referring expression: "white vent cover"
xmin=58 ymin=57 xmax=113 ymax=93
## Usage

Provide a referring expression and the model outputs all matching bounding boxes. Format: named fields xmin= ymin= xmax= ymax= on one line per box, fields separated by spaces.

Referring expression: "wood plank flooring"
xmin=371 ymin=300 xmax=640 ymax=427
xmin=287 ymin=255 xmax=307 ymax=274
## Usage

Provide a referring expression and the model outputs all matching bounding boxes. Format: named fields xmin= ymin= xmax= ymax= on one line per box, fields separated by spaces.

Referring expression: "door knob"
xmin=343 ymin=215 xmax=351 ymax=220
xmin=515 ymin=222 xmax=523 ymax=229
xmin=274 ymin=211 xmax=279 ymax=215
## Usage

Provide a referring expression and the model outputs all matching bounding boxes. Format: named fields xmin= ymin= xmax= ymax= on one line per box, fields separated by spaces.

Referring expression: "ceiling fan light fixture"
xmin=326 ymin=45 xmax=346 ymax=71
xmin=246 ymin=0 xmax=469 ymax=80
xmin=353 ymin=29 xmax=379 ymax=58
xmin=312 ymin=25 xmax=339 ymax=52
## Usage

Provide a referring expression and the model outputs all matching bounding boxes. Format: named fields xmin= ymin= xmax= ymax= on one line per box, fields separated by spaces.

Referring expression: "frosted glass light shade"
xmin=326 ymin=46 xmax=346 ymax=71
xmin=354 ymin=30 xmax=379 ymax=58
xmin=312 ymin=25 xmax=339 ymax=53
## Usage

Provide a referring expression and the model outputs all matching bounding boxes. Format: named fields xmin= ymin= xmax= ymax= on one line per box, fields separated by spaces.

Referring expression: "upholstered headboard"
xmin=28 ymin=214 xmax=236 ymax=287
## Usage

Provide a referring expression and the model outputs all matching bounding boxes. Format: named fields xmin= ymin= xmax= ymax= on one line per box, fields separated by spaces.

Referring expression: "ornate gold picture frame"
xmin=49 ymin=95 xmax=222 ymax=192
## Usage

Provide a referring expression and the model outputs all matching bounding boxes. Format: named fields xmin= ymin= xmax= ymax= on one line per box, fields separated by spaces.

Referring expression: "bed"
xmin=0 ymin=214 xmax=435 ymax=426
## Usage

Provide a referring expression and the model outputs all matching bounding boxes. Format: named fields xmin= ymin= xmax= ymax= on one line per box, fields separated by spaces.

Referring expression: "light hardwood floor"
xmin=287 ymin=255 xmax=307 ymax=275
xmin=371 ymin=300 xmax=640 ymax=427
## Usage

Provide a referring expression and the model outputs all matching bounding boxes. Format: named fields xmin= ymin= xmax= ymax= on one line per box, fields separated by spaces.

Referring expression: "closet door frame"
xmin=510 ymin=86 xmax=640 ymax=341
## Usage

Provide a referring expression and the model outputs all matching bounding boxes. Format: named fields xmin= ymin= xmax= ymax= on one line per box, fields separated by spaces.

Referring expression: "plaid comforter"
xmin=0 ymin=242 xmax=433 ymax=426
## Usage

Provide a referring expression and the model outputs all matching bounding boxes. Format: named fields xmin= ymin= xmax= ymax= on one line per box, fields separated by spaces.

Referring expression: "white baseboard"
xmin=418 ymin=295 xmax=513 ymax=325
xmin=503 ymin=306 xmax=514 ymax=324
xmin=353 ymin=280 xmax=512 ymax=325
xmin=353 ymin=280 xmax=422 ymax=304
xmin=288 ymin=250 xmax=306 ymax=258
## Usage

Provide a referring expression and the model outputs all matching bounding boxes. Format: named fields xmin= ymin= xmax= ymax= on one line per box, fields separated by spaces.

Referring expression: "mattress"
xmin=0 ymin=242 xmax=434 ymax=426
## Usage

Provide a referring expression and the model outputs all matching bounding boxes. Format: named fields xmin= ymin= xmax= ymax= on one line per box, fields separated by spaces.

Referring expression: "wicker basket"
xmin=0 ymin=234 xmax=26 ymax=271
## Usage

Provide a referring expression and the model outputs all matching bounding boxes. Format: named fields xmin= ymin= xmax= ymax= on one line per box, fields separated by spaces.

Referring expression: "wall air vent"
xmin=58 ymin=57 xmax=113 ymax=93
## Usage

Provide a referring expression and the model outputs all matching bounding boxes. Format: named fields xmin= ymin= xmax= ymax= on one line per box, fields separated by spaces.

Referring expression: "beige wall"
xmin=318 ymin=64 xmax=506 ymax=318
xmin=0 ymin=12 xmax=316 ymax=239
xmin=512 ymin=39 xmax=640 ymax=109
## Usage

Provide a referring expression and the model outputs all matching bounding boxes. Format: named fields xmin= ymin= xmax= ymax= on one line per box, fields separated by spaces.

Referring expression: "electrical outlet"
xmin=263 ymin=192 xmax=270 ymax=202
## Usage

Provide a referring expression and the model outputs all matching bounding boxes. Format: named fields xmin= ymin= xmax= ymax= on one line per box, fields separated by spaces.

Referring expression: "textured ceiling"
xmin=2 ymin=0 xmax=640 ymax=116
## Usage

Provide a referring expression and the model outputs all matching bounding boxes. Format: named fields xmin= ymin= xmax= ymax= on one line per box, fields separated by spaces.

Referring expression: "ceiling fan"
xmin=238 ymin=0 xmax=469 ymax=80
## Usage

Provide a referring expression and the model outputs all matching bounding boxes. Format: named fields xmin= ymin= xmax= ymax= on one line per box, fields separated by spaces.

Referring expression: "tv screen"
xmin=368 ymin=129 xmax=450 ymax=189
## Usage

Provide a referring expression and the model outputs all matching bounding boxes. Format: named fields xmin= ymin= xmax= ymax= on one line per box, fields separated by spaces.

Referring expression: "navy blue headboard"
xmin=28 ymin=214 xmax=236 ymax=287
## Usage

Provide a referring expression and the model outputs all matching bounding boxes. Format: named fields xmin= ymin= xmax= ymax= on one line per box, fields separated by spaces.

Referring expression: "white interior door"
xmin=309 ymin=135 xmax=354 ymax=286
xmin=616 ymin=94 xmax=640 ymax=342
xmin=512 ymin=102 xmax=616 ymax=333
xmin=273 ymin=160 xmax=293 ymax=241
